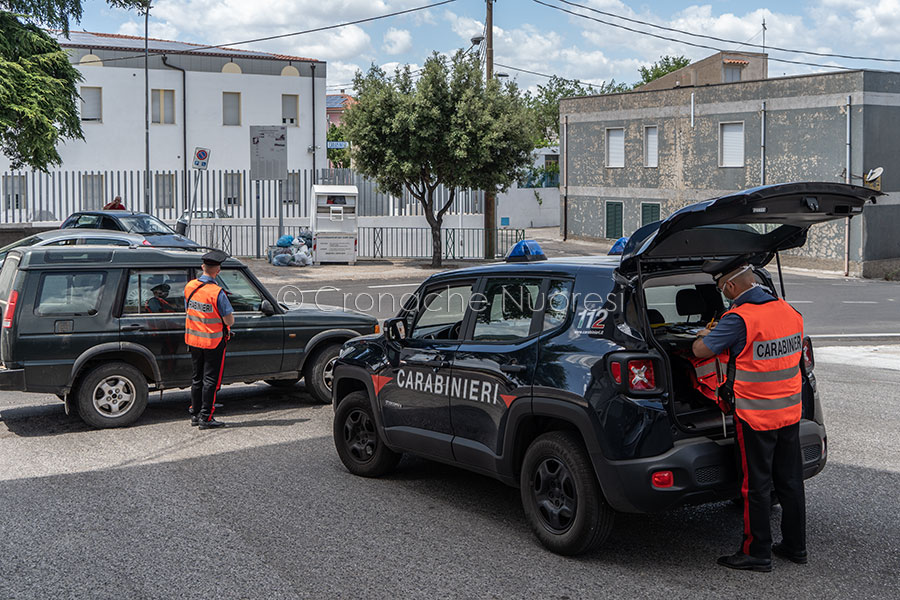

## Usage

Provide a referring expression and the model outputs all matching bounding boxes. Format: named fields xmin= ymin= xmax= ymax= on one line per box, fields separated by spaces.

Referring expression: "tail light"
xmin=802 ymin=336 xmax=814 ymax=372
xmin=3 ymin=290 xmax=18 ymax=328
xmin=651 ymin=470 xmax=674 ymax=488
xmin=627 ymin=358 xmax=656 ymax=391
xmin=141 ymin=240 xmax=152 ymax=246
xmin=610 ymin=361 xmax=622 ymax=385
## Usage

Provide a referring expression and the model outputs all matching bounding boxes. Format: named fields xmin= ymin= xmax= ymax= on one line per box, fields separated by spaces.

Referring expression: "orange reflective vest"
xmin=184 ymin=279 xmax=224 ymax=349
xmin=723 ymin=299 xmax=804 ymax=431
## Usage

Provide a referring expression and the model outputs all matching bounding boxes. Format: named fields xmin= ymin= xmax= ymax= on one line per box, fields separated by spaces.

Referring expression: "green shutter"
xmin=642 ymin=203 xmax=660 ymax=226
xmin=606 ymin=202 xmax=623 ymax=239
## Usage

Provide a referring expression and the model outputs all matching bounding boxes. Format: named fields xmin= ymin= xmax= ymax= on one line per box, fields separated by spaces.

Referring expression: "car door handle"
xmin=404 ymin=358 xmax=448 ymax=368
xmin=500 ymin=364 xmax=527 ymax=374
xmin=121 ymin=323 xmax=144 ymax=331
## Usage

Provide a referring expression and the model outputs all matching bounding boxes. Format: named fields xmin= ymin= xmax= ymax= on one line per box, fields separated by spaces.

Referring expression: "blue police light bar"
xmin=505 ymin=239 xmax=547 ymax=262
xmin=608 ymin=236 xmax=628 ymax=255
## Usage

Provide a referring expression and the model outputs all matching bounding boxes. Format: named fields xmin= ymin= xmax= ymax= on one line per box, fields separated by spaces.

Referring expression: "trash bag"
xmin=273 ymin=253 xmax=293 ymax=266
xmin=276 ymin=234 xmax=294 ymax=248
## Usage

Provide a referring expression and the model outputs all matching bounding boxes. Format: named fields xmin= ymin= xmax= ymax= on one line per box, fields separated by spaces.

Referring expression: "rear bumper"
xmin=0 ymin=366 xmax=25 ymax=391
xmin=597 ymin=419 xmax=827 ymax=513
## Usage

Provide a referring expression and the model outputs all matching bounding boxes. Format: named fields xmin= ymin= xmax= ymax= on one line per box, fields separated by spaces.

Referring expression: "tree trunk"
xmin=422 ymin=187 xmax=442 ymax=268
xmin=430 ymin=222 xmax=442 ymax=268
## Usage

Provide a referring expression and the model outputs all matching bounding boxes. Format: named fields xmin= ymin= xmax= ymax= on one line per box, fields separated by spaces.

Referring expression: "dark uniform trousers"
xmin=190 ymin=339 xmax=226 ymax=421
xmin=735 ymin=416 xmax=807 ymax=559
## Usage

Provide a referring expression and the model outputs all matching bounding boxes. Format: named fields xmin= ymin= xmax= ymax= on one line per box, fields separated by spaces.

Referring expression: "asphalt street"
xmin=0 ymin=360 xmax=898 ymax=599
xmin=269 ymin=270 xmax=900 ymax=341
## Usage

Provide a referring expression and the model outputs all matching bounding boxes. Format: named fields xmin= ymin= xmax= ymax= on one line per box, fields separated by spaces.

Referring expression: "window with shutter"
xmin=641 ymin=203 xmax=660 ymax=226
xmin=2 ymin=175 xmax=27 ymax=210
xmin=724 ymin=67 xmax=742 ymax=83
xmin=80 ymin=87 xmax=102 ymax=122
xmin=606 ymin=128 xmax=624 ymax=168
xmin=644 ymin=126 xmax=658 ymax=168
xmin=223 ymin=92 xmax=241 ymax=126
xmin=152 ymin=89 xmax=175 ymax=124
xmin=606 ymin=201 xmax=623 ymax=239
xmin=224 ymin=173 xmax=242 ymax=205
xmin=282 ymin=94 xmax=299 ymax=126
xmin=719 ymin=122 xmax=744 ymax=167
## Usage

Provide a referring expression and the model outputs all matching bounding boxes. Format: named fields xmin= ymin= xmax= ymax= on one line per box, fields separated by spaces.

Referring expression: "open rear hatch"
xmin=619 ymin=182 xmax=882 ymax=275
xmin=618 ymin=182 xmax=881 ymax=436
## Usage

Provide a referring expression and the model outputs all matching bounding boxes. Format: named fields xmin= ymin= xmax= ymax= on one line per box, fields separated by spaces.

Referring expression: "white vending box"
xmin=310 ymin=184 xmax=358 ymax=265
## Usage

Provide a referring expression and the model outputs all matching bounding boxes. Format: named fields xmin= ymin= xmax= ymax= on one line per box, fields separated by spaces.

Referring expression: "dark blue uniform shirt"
xmin=198 ymin=274 xmax=234 ymax=317
xmin=702 ymin=286 xmax=775 ymax=356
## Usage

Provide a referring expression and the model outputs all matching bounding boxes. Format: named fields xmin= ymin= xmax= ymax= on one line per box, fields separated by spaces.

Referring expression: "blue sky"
xmin=75 ymin=0 xmax=900 ymax=93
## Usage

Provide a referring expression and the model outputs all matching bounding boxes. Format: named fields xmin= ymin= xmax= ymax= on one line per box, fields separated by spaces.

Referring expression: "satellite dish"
xmin=865 ymin=167 xmax=884 ymax=182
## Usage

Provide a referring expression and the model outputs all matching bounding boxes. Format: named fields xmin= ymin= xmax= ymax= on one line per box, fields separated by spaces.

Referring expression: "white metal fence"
xmin=0 ymin=168 xmax=484 ymax=224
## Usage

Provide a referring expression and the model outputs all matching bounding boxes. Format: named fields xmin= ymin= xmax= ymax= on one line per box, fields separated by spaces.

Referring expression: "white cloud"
xmin=383 ymin=28 xmax=412 ymax=55
xmin=117 ymin=19 xmax=180 ymax=41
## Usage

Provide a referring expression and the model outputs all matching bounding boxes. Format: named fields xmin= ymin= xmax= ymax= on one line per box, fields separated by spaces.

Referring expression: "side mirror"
xmin=260 ymin=300 xmax=276 ymax=316
xmin=384 ymin=317 xmax=407 ymax=343
xmin=174 ymin=219 xmax=188 ymax=236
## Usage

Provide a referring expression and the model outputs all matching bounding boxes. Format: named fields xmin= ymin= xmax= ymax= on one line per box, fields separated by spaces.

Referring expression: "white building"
xmin=0 ymin=31 xmax=327 ymax=214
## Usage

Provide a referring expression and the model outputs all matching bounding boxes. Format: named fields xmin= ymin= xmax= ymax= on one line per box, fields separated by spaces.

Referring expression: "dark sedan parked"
xmin=61 ymin=211 xmax=198 ymax=248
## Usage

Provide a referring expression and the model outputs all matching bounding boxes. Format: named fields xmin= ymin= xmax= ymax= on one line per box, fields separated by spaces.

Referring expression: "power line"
xmin=533 ymin=0 xmax=856 ymax=71
xmin=495 ymin=62 xmax=616 ymax=90
xmin=73 ymin=0 xmax=457 ymax=66
xmin=550 ymin=0 xmax=900 ymax=64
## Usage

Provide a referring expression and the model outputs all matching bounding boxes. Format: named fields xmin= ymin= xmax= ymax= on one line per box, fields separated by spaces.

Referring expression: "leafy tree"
xmin=344 ymin=51 xmax=535 ymax=267
xmin=326 ymin=123 xmax=351 ymax=169
xmin=636 ymin=55 xmax=691 ymax=87
xmin=0 ymin=1 xmax=146 ymax=170
xmin=525 ymin=75 xmax=628 ymax=147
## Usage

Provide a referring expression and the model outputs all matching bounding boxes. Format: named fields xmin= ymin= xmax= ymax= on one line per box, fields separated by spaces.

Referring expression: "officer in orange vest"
xmin=693 ymin=259 xmax=807 ymax=572
xmin=185 ymin=249 xmax=235 ymax=429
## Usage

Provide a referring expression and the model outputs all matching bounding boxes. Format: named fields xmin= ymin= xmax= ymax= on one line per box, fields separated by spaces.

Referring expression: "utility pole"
xmin=144 ymin=2 xmax=151 ymax=214
xmin=483 ymin=0 xmax=495 ymax=259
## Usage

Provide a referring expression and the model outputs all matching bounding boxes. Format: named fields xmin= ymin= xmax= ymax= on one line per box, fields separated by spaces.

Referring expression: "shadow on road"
xmin=0 ymin=382 xmax=327 ymax=438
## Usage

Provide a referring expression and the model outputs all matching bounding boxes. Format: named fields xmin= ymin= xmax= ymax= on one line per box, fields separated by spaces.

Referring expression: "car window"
xmin=214 ymin=269 xmax=263 ymax=312
xmin=43 ymin=239 xmax=78 ymax=247
xmin=100 ymin=217 xmax=121 ymax=230
xmin=83 ymin=238 xmax=132 ymax=246
xmin=472 ymin=278 xmax=541 ymax=342
xmin=72 ymin=215 xmax=101 ymax=229
xmin=35 ymin=272 xmax=105 ymax=316
xmin=0 ymin=256 xmax=20 ymax=298
xmin=123 ymin=270 xmax=189 ymax=314
xmin=543 ymin=279 xmax=573 ymax=331
xmin=409 ymin=282 xmax=473 ymax=340
xmin=117 ymin=215 xmax=174 ymax=235
xmin=644 ymin=283 xmax=724 ymax=325
xmin=0 ymin=235 xmax=40 ymax=262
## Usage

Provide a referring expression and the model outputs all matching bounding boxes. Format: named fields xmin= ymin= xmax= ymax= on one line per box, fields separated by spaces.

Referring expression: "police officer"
xmin=692 ymin=258 xmax=807 ymax=572
xmin=185 ymin=250 xmax=235 ymax=429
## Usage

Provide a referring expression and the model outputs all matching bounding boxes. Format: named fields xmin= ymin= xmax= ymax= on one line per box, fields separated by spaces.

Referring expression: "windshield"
xmin=117 ymin=215 xmax=175 ymax=235
xmin=0 ymin=235 xmax=40 ymax=261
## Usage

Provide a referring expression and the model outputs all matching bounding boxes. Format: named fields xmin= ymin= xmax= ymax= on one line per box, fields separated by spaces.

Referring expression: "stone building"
xmin=559 ymin=68 xmax=900 ymax=277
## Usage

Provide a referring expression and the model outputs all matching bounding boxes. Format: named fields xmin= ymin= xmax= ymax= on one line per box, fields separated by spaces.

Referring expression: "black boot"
xmin=717 ymin=552 xmax=772 ymax=572
xmin=772 ymin=543 xmax=808 ymax=564
xmin=198 ymin=417 xmax=226 ymax=430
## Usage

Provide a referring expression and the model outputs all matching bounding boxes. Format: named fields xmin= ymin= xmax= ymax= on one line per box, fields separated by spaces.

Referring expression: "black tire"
xmin=333 ymin=391 xmax=400 ymax=477
xmin=264 ymin=378 xmax=300 ymax=389
xmin=520 ymin=431 xmax=614 ymax=556
xmin=75 ymin=362 xmax=149 ymax=429
xmin=303 ymin=342 xmax=342 ymax=404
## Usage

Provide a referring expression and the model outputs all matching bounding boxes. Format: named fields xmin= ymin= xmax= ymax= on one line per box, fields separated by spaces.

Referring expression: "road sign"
xmin=326 ymin=141 xmax=350 ymax=149
xmin=192 ymin=147 xmax=211 ymax=170
xmin=250 ymin=126 xmax=288 ymax=181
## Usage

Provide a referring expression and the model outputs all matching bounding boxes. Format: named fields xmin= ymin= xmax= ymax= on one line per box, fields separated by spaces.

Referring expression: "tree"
xmin=0 ymin=1 xmax=146 ymax=170
xmin=636 ymin=55 xmax=691 ymax=87
xmin=525 ymin=75 xmax=628 ymax=147
xmin=326 ymin=123 xmax=351 ymax=168
xmin=343 ymin=51 xmax=535 ymax=268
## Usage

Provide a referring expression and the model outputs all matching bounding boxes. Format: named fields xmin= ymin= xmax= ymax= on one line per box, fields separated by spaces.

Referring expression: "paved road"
xmin=267 ymin=270 xmax=900 ymax=341
xmin=0 ymin=361 xmax=898 ymax=599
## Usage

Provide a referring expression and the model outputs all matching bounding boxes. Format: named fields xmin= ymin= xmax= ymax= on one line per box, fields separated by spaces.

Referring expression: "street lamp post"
xmin=144 ymin=2 xmax=151 ymax=214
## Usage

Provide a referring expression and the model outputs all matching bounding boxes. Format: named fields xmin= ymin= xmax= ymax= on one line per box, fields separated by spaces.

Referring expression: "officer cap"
xmin=702 ymin=255 xmax=750 ymax=283
xmin=202 ymin=249 xmax=229 ymax=266
xmin=150 ymin=283 xmax=170 ymax=293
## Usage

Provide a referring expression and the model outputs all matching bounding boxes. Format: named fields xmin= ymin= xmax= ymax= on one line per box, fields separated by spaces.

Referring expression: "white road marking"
xmin=368 ymin=283 xmax=421 ymax=289
xmin=841 ymin=301 xmax=878 ymax=304
xmin=297 ymin=289 xmax=340 ymax=293
xmin=812 ymin=333 xmax=900 ymax=338
xmin=816 ymin=345 xmax=900 ymax=371
xmin=790 ymin=300 xmax=813 ymax=304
